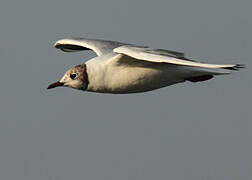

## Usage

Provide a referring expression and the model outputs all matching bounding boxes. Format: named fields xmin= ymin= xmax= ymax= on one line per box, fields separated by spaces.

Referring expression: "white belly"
xmin=86 ymin=58 xmax=184 ymax=94
xmin=107 ymin=67 xmax=183 ymax=93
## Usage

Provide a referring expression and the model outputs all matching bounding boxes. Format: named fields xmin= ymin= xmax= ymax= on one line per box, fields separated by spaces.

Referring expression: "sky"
xmin=0 ymin=0 xmax=251 ymax=179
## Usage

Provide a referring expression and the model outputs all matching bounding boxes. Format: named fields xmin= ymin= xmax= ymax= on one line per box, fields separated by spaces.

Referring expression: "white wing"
xmin=54 ymin=38 xmax=187 ymax=59
xmin=54 ymin=38 xmax=126 ymax=56
xmin=114 ymin=45 xmax=243 ymax=70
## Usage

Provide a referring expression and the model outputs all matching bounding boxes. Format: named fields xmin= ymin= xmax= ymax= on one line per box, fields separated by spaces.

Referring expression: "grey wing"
xmin=113 ymin=45 xmax=242 ymax=71
xmin=54 ymin=38 xmax=126 ymax=56
xmin=143 ymin=48 xmax=185 ymax=59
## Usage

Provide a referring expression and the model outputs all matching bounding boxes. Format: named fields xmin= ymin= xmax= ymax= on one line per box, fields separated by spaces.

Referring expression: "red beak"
xmin=47 ymin=81 xmax=64 ymax=89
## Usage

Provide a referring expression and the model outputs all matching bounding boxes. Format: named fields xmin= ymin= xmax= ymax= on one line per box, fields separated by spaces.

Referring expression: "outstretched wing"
xmin=54 ymin=38 xmax=126 ymax=56
xmin=113 ymin=45 xmax=243 ymax=70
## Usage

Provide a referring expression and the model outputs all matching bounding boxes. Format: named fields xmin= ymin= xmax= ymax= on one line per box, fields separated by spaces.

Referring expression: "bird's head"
xmin=47 ymin=64 xmax=88 ymax=90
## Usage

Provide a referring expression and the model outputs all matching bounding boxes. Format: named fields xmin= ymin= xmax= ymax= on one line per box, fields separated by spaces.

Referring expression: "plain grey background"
xmin=0 ymin=0 xmax=251 ymax=179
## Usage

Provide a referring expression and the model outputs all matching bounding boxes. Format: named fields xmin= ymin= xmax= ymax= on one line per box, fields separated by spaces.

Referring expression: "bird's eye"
xmin=70 ymin=73 xmax=77 ymax=79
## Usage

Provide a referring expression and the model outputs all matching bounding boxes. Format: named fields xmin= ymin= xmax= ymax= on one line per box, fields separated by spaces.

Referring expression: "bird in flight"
xmin=48 ymin=38 xmax=244 ymax=94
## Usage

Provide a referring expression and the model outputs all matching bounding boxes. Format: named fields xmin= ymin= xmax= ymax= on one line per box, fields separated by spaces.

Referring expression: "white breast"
xmin=86 ymin=54 xmax=184 ymax=94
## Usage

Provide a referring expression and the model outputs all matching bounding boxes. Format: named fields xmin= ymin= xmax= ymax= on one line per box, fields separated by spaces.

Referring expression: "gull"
xmin=47 ymin=38 xmax=244 ymax=94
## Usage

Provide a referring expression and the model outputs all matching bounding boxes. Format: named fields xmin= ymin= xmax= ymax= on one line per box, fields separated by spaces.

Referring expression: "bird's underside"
xmin=48 ymin=38 xmax=244 ymax=94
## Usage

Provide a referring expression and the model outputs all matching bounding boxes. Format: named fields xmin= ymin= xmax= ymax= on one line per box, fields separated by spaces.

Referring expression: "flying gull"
xmin=48 ymin=38 xmax=244 ymax=94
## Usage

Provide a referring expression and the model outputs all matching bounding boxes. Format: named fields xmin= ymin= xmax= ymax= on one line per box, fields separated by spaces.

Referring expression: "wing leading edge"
xmin=113 ymin=45 xmax=244 ymax=70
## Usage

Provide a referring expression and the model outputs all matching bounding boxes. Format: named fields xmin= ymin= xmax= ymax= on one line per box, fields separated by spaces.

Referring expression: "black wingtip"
xmin=54 ymin=43 xmax=90 ymax=52
xmin=223 ymin=64 xmax=246 ymax=71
